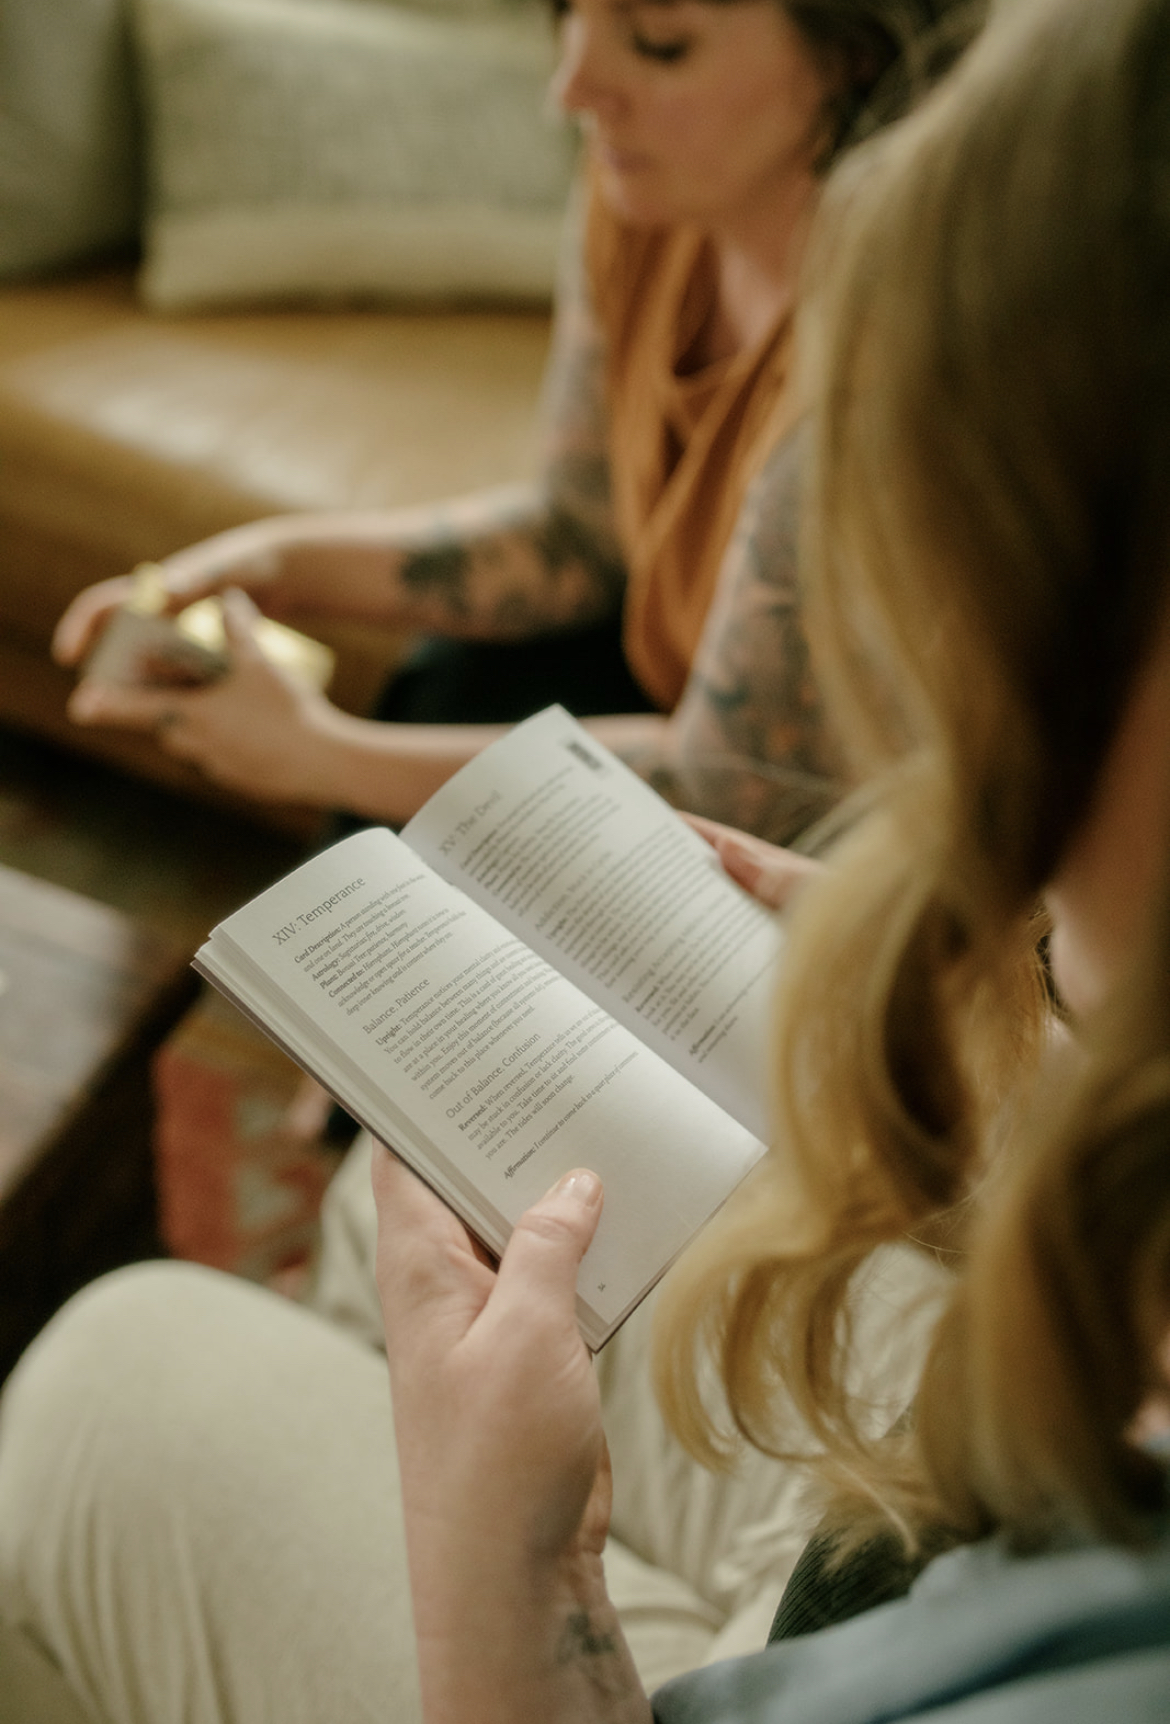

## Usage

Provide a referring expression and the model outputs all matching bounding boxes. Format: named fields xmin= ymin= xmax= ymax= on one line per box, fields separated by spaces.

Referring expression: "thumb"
xmin=220 ymin=587 xmax=265 ymax=660
xmin=492 ymin=1169 xmax=604 ymax=1322
xmin=712 ymin=834 xmax=772 ymax=900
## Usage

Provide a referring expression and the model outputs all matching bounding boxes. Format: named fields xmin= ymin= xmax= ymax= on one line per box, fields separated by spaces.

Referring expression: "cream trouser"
xmin=0 ymin=1135 xmax=937 ymax=1724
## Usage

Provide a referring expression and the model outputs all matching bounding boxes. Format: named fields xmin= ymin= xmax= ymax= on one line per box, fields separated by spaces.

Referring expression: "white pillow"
xmin=132 ymin=0 xmax=577 ymax=309
xmin=0 ymin=0 xmax=141 ymax=278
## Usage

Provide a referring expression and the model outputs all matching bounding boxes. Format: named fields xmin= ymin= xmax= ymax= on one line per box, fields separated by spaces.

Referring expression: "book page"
xmin=196 ymin=827 xmax=763 ymax=1346
xmin=403 ymin=707 xmax=782 ymax=1141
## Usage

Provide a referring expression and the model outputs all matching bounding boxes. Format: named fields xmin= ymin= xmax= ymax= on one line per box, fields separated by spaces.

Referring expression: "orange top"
xmin=588 ymin=187 xmax=798 ymax=712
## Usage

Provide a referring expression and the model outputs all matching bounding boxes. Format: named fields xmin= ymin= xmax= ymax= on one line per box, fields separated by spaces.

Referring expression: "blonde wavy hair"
xmin=656 ymin=0 xmax=1170 ymax=1551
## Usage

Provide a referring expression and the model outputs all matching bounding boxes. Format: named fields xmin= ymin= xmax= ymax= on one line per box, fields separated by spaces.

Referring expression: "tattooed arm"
xmin=603 ymin=427 xmax=843 ymax=846
xmin=349 ymin=180 xmax=628 ymax=642
xmin=55 ymin=194 xmax=658 ymax=822
xmin=54 ymin=186 xmax=625 ymax=661
xmin=60 ymin=417 xmax=841 ymax=831
xmin=56 ymin=206 xmax=839 ymax=834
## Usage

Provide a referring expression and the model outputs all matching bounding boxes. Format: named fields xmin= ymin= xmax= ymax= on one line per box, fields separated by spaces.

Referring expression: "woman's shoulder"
xmin=653 ymin=1522 xmax=1170 ymax=1723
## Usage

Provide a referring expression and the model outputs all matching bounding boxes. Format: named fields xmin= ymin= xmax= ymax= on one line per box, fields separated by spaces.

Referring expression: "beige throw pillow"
xmin=133 ymin=0 xmax=577 ymax=309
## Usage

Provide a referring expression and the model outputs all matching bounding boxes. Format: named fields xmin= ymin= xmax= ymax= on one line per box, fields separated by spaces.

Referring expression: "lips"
xmin=592 ymin=138 xmax=653 ymax=174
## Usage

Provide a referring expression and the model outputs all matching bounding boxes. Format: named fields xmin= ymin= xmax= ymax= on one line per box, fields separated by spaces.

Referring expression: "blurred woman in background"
xmin=54 ymin=0 xmax=977 ymax=845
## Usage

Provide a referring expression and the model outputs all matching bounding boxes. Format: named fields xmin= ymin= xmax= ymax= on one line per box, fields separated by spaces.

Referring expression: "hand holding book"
xmin=196 ymin=707 xmax=785 ymax=1347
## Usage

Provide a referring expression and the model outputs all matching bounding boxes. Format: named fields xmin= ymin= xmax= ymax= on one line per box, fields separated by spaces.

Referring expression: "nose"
xmin=550 ymin=14 xmax=624 ymax=123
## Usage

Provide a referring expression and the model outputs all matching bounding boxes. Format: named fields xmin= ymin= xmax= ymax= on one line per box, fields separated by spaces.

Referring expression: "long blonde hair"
xmin=656 ymin=0 xmax=1170 ymax=1549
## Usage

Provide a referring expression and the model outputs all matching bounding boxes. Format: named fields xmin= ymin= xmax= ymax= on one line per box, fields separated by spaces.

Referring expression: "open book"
xmin=195 ymin=707 xmax=783 ymax=1347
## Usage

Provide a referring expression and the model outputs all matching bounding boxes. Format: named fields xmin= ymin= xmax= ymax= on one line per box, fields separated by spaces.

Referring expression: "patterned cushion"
xmin=133 ymin=0 xmax=578 ymax=308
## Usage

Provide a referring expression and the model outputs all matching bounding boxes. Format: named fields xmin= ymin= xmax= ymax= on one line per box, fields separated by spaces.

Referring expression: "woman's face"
xmin=551 ymin=0 xmax=839 ymax=233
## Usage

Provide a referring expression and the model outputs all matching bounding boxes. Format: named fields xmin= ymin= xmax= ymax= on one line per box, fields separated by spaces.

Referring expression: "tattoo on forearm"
xmin=555 ymin=1611 xmax=621 ymax=1665
xmin=391 ymin=200 xmax=628 ymax=639
xmin=395 ymin=500 xmax=625 ymax=637
xmin=398 ymin=541 xmax=474 ymax=618
xmin=536 ymin=505 xmax=626 ymax=609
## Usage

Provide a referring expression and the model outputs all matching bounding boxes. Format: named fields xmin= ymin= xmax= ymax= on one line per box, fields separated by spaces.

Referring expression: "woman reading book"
xmin=366 ymin=0 xmax=1170 ymax=1714
xmin=5 ymin=2 xmax=1169 ymax=1720
xmin=3 ymin=2 xmax=1170 ymax=1721
xmin=53 ymin=0 xmax=976 ymax=844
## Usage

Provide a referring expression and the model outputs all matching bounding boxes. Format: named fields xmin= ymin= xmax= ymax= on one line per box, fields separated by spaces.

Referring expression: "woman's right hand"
xmin=373 ymin=1150 xmax=651 ymax=1724
xmin=51 ymin=516 xmax=310 ymax=669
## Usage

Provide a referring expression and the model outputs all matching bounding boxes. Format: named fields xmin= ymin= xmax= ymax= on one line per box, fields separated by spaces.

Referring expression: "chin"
xmin=592 ymin=159 xmax=678 ymax=228
xmin=596 ymin=181 xmax=677 ymax=228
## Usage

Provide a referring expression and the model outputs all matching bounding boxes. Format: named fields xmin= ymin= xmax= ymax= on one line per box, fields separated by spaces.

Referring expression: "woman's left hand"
xmin=66 ymin=589 xmax=343 ymax=807
xmin=372 ymin=1150 xmax=651 ymax=1724
xmin=683 ymin=812 xmax=825 ymax=909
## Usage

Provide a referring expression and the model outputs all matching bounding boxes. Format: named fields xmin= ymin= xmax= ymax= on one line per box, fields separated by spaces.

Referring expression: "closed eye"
xmin=631 ymin=31 xmax=690 ymax=61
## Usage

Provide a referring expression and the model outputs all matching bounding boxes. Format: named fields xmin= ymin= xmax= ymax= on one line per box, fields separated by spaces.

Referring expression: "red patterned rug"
xmin=152 ymin=986 xmax=344 ymax=1292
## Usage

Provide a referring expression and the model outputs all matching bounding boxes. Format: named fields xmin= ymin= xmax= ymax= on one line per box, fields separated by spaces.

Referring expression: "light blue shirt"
xmin=653 ymin=1525 xmax=1170 ymax=1722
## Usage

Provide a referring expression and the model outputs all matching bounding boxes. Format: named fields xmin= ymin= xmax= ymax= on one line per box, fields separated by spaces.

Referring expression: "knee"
xmin=0 ymin=1265 xmax=413 ymax=1724
xmin=3 ymin=1261 xmax=243 ymax=1433
xmin=0 ymin=1263 xmax=281 ymax=1551
xmin=0 ymin=1265 xmax=239 ymax=1623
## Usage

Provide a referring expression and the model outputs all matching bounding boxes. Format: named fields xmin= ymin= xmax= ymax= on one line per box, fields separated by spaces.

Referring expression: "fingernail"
xmin=549 ymin=1168 xmax=602 ymax=1208
xmin=722 ymin=838 xmax=760 ymax=886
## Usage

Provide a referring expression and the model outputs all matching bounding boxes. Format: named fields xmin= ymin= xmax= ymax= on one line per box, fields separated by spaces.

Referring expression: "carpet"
xmin=152 ymin=985 xmax=345 ymax=1291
